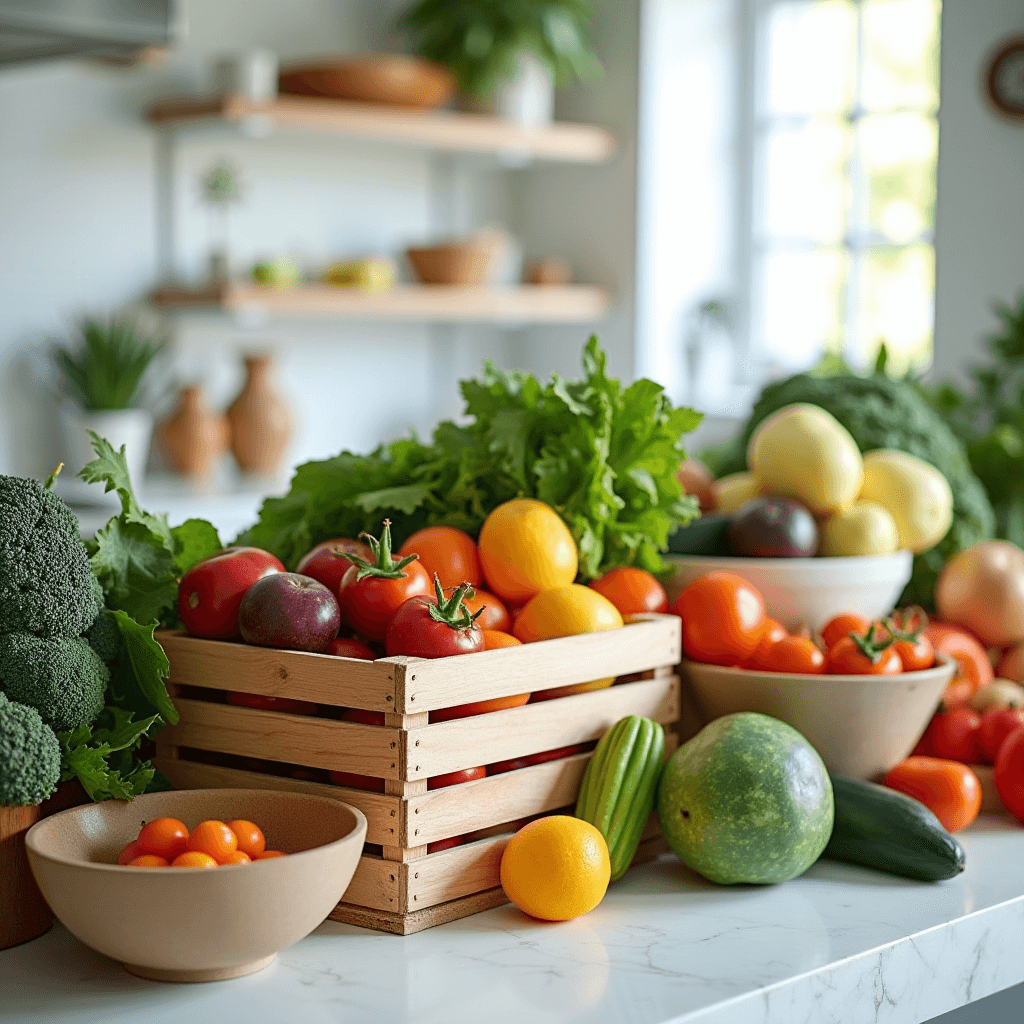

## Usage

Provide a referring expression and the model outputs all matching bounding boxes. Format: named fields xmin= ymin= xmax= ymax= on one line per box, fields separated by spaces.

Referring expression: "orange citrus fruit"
xmin=500 ymin=816 xmax=610 ymax=921
xmin=478 ymin=499 xmax=577 ymax=604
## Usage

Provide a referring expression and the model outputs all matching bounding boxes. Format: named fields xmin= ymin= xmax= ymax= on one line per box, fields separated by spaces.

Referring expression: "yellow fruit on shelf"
xmin=819 ymin=500 xmax=900 ymax=557
xmin=499 ymin=816 xmax=610 ymax=921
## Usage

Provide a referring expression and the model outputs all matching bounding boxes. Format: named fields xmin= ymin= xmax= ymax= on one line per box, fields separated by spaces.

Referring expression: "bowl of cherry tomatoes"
xmin=24 ymin=788 xmax=366 ymax=983
xmin=676 ymin=572 xmax=956 ymax=779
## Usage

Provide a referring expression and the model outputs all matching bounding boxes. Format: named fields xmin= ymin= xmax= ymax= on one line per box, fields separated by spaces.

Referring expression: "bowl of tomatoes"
xmin=24 ymin=788 xmax=366 ymax=982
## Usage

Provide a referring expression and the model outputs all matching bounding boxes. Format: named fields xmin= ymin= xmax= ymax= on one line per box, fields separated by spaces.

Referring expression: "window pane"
xmin=858 ymin=113 xmax=937 ymax=241
xmin=862 ymin=0 xmax=941 ymax=111
xmin=759 ymin=120 xmax=851 ymax=242
xmin=762 ymin=1 xmax=858 ymax=116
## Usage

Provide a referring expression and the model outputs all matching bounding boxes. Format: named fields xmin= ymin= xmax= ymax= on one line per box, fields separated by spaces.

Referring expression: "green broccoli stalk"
xmin=0 ymin=475 xmax=103 ymax=637
xmin=0 ymin=693 xmax=61 ymax=806
xmin=0 ymin=633 xmax=108 ymax=732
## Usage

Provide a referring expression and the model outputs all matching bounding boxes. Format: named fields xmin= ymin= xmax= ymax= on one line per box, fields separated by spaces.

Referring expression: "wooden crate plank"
xmin=157 ymin=631 xmax=398 ymax=712
xmin=343 ymin=855 xmax=406 ymax=913
xmin=406 ymin=836 xmax=508 ymax=912
xmin=152 ymin=758 xmax=401 ymax=847
xmin=396 ymin=615 xmax=681 ymax=713
xmin=161 ymin=699 xmax=403 ymax=778
xmin=403 ymin=676 xmax=680 ymax=779
xmin=330 ymin=887 xmax=509 ymax=936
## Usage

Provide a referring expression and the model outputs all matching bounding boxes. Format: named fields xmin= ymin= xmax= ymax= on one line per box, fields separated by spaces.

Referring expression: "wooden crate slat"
xmin=403 ymin=676 xmax=680 ymax=779
xmin=344 ymin=855 xmax=405 ymax=913
xmin=407 ymin=834 xmax=508 ymax=911
xmin=330 ymin=887 xmax=509 ymax=936
xmin=161 ymin=700 xmax=403 ymax=778
xmin=157 ymin=631 xmax=398 ymax=712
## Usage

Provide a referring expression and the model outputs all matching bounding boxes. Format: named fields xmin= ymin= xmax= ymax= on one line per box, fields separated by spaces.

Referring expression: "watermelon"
xmin=657 ymin=713 xmax=833 ymax=884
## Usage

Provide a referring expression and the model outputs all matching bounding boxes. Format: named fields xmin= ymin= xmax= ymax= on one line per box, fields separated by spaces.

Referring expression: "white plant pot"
xmin=494 ymin=51 xmax=555 ymax=127
xmin=59 ymin=406 xmax=154 ymax=487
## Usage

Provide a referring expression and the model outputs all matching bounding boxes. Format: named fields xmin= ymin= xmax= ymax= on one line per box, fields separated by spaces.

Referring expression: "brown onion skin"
xmin=936 ymin=541 xmax=1024 ymax=647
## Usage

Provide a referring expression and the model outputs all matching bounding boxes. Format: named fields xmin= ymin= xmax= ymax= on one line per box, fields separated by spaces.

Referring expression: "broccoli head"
xmin=84 ymin=610 xmax=120 ymax=666
xmin=0 ymin=633 xmax=108 ymax=732
xmin=0 ymin=475 xmax=103 ymax=638
xmin=0 ymin=692 xmax=61 ymax=806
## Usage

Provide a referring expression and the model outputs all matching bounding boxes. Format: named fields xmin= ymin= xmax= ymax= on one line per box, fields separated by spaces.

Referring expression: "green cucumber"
xmin=576 ymin=715 xmax=666 ymax=881
xmin=823 ymin=773 xmax=966 ymax=882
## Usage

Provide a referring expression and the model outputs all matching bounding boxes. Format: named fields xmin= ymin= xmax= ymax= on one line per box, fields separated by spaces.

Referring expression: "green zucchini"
xmin=576 ymin=715 xmax=665 ymax=881
xmin=823 ymin=773 xmax=966 ymax=882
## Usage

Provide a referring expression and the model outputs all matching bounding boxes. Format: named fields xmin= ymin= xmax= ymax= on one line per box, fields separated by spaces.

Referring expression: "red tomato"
xmin=925 ymin=622 xmax=994 ymax=706
xmin=910 ymin=728 xmax=935 ymax=757
xmin=397 ymin=526 xmax=481 ymax=590
xmin=825 ymin=626 xmax=902 ymax=675
xmin=295 ymin=538 xmax=373 ymax=595
xmin=385 ymin=582 xmax=484 ymax=659
xmin=337 ymin=521 xmax=432 ymax=640
xmin=137 ymin=817 xmax=189 ymax=859
xmin=884 ymin=757 xmax=982 ymax=832
xmin=675 ymin=572 xmax=766 ymax=665
xmin=460 ymin=589 xmax=511 ymax=632
xmin=427 ymin=835 xmax=465 ymax=853
xmin=820 ymin=613 xmax=871 ymax=650
xmin=178 ymin=547 xmax=284 ymax=638
xmin=323 ymin=637 xmax=376 ymax=660
xmin=979 ymin=708 xmax=1024 ymax=763
xmin=329 ymin=770 xmax=385 ymax=792
xmin=486 ymin=744 xmax=586 ymax=775
xmin=743 ymin=619 xmax=788 ymax=670
xmin=428 ymin=766 xmax=486 ymax=789
xmin=226 ymin=692 xmax=319 ymax=716
xmin=929 ymin=708 xmax=982 ymax=763
xmin=340 ymin=708 xmax=385 ymax=725
xmin=994 ymin=726 xmax=1024 ymax=822
xmin=118 ymin=839 xmax=143 ymax=866
xmin=762 ymin=636 xmax=825 ymax=674
xmin=588 ymin=567 xmax=669 ymax=617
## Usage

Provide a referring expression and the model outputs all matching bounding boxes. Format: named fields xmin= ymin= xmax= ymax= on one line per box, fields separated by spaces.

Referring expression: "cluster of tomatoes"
xmin=117 ymin=816 xmax=284 ymax=868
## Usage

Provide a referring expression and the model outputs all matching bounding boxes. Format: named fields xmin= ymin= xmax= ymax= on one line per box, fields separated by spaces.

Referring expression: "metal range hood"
xmin=0 ymin=1 xmax=181 ymax=66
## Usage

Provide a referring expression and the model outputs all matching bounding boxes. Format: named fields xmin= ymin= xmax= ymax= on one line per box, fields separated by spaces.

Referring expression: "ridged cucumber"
xmin=823 ymin=773 xmax=966 ymax=882
xmin=576 ymin=715 xmax=665 ymax=881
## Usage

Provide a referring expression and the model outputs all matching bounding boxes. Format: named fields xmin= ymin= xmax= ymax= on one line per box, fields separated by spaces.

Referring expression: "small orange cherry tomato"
xmin=892 ymin=632 xmax=935 ymax=673
xmin=763 ymin=635 xmax=825 ymax=674
xmin=137 ymin=817 xmax=189 ymax=859
xmin=127 ymin=855 xmax=169 ymax=867
xmin=743 ymin=619 xmax=788 ymax=670
xmin=482 ymin=630 xmax=522 ymax=650
xmin=118 ymin=839 xmax=143 ymax=866
xmin=186 ymin=820 xmax=238 ymax=864
xmin=884 ymin=756 xmax=981 ymax=832
xmin=255 ymin=850 xmax=287 ymax=859
xmin=171 ymin=851 xmax=219 ymax=868
xmin=588 ymin=567 xmax=669 ymax=616
xmin=460 ymin=589 xmax=511 ymax=632
xmin=398 ymin=526 xmax=481 ymax=590
xmin=227 ymin=820 xmax=266 ymax=859
xmin=825 ymin=626 xmax=902 ymax=675
xmin=222 ymin=851 xmax=252 ymax=865
xmin=820 ymin=613 xmax=871 ymax=650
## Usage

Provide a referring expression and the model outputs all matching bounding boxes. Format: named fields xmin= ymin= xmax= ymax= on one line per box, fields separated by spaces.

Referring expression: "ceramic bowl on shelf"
xmin=25 ymin=788 xmax=366 ymax=983
xmin=406 ymin=233 xmax=505 ymax=286
xmin=681 ymin=656 xmax=955 ymax=780
xmin=665 ymin=550 xmax=913 ymax=633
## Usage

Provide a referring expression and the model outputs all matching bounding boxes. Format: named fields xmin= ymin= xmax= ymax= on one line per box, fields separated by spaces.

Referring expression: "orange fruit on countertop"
xmin=227 ymin=820 xmax=266 ymax=859
xmin=478 ymin=499 xmax=577 ymax=604
xmin=500 ymin=816 xmax=610 ymax=921
xmin=186 ymin=820 xmax=238 ymax=864
xmin=171 ymin=851 xmax=218 ymax=869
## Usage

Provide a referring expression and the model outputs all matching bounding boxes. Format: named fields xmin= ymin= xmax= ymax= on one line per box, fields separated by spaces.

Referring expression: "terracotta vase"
xmin=158 ymin=385 xmax=230 ymax=481
xmin=227 ymin=354 xmax=293 ymax=476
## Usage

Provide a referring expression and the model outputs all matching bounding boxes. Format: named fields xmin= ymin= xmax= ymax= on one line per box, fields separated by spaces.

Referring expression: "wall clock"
xmin=986 ymin=36 xmax=1024 ymax=120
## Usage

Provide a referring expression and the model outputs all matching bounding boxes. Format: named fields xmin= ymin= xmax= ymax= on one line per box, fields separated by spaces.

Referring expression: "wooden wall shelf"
xmin=149 ymin=282 xmax=611 ymax=324
xmin=145 ymin=93 xmax=616 ymax=164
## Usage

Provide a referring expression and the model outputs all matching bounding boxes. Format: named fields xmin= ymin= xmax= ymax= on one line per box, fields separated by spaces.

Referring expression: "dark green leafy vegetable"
xmin=107 ymin=610 xmax=177 ymax=725
xmin=237 ymin=337 xmax=702 ymax=578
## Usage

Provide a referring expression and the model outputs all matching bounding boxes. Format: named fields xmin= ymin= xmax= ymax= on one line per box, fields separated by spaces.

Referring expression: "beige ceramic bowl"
xmin=25 ymin=788 xmax=366 ymax=983
xmin=682 ymin=656 xmax=955 ymax=780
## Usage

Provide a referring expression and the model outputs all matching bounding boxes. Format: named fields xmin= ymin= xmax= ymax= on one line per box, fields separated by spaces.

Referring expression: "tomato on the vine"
xmin=385 ymin=579 xmax=485 ymax=659
xmin=178 ymin=547 xmax=284 ymax=638
xmin=762 ymin=636 xmax=825 ymax=675
xmin=459 ymin=588 xmax=511 ymax=632
xmin=925 ymin=622 xmax=993 ymax=706
xmin=397 ymin=526 xmax=481 ymax=590
xmin=674 ymin=571 xmax=766 ymax=665
xmin=296 ymin=538 xmax=373 ymax=594
xmin=825 ymin=624 xmax=902 ymax=675
xmin=883 ymin=608 xmax=935 ymax=672
xmin=337 ymin=520 xmax=432 ymax=640
xmin=588 ymin=567 xmax=669 ymax=617
xmin=820 ymin=613 xmax=871 ymax=650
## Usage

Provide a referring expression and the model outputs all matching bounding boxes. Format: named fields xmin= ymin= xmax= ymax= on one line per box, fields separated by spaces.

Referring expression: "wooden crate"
xmin=154 ymin=613 xmax=681 ymax=934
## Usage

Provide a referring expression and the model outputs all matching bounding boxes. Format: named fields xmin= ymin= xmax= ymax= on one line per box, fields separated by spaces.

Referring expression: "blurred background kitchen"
xmin=0 ymin=0 xmax=1020 ymax=545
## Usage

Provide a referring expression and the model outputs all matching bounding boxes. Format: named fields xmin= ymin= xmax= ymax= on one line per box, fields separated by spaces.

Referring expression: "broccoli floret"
xmin=84 ymin=610 xmax=120 ymax=666
xmin=0 ymin=475 xmax=103 ymax=638
xmin=0 ymin=633 xmax=108 ymax=732
xmin=0 ymin=692 xmax=60 ymax=806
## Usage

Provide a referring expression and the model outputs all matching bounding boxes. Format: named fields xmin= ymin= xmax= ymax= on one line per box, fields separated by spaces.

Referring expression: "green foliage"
xmin=107 ymin=611 xmax=176 ymax=725
xmin=0 ymin=694 xmax=61 ymax=807
xmin=53 ymin=318 xmax=165 ymax=412
xmin=0 ymin=475 xmax=104 ymax=638
xmin=0 ymin=633 xmax=108 ymax=733
xmin=399 ymin=0 xmax=601 ymax=99
xmin=237 ymin=337 xmax=702 ymax=579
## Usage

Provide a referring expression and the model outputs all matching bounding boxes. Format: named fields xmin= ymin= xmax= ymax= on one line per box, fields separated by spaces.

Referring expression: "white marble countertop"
xmin=3 ymin=815 xmax=1024 ymax=1024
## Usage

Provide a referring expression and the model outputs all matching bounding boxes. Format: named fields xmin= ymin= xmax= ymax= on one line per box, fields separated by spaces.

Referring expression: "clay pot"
xmin=158 ymin=385 xmax=230 ymax=480
xmin=227 ymin=355 xmax=293 ymax=476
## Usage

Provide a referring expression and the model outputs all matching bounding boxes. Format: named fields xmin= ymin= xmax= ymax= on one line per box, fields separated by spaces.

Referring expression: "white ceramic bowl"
xmin=666 ymin=551 xmax=913 ymax=633
xmin=682 ymin=656 xmax=955 ymax=779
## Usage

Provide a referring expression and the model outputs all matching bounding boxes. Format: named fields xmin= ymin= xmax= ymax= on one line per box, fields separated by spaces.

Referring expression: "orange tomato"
xmin=883 ymin=756 xmax=981 ymax=833
xmin=137 ymin=817 xmax=190 ymax=860
xmin=925 ymin=622 xmax=993 ymax=706
xmin=227 ymin=820 xmax=266 ymax=859
xmin=674 ymin=572 xmax=765 ymax=666
xmin=482 ymin=630 xmax=521 ymax=650
xmin=763 ymin=636 xmax=825 ymax=674
xmin=171 ymin=851 xmax=219 ymax=868
xmin=825 ymin=634 xmax=902 ymax=675
xmin=743 ymin=619 xmax=788 ymax=670
xmin=255 ymin=850 xmax=287 ymax=859
xmin=127 ymin=855 xmax=169 ymax=867
xmin=223 ymin=851 xmax=252 ymax=865
xmin=430 ymin=692 xmax=531 ymax=722
xmin=186 ymin=820 xmax=238 ymax=864
xmin=398 ymin=526 xmax=481 ymax=590
xmin=820 ymin=613 xmax=871 ymax=650
xmin=460 ymin=589 xmax=511 ymax=632
xmin=588 ymin=567 xmax=668 ymax=616
xmin=118 ymin=839 xmax=143 ymax=866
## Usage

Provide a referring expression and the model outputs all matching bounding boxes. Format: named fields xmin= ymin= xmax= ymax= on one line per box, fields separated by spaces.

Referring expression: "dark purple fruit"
xmin=238 ymin=572 xmax=341 ymax=652
xmin=727 ymin=497 xmax=819 ymax=558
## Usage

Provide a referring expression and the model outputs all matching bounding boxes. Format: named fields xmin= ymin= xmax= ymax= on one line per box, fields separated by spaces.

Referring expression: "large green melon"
xmin=658 ymin=713 xmax=833 ymax=884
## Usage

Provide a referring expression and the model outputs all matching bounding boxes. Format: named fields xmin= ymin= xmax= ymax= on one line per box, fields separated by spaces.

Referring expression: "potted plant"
xmin=53 ymin=317 xmax=165 ymax=485
xmin=398 ymin=0 xmax=601 ymax=127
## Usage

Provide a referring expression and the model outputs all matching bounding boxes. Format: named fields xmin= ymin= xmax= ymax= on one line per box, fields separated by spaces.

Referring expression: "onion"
xmin=677 ymin=458 xmax=717 ymax=512
xmin=936 ymin=541 xmax=1024 ymax=647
